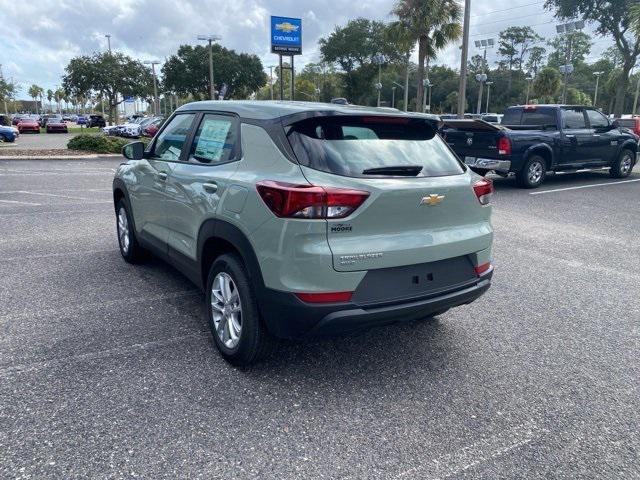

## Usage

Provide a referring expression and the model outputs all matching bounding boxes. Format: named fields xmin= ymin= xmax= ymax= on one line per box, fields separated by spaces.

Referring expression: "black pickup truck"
xmin=442 ymin=105 xmax=638 ymax=188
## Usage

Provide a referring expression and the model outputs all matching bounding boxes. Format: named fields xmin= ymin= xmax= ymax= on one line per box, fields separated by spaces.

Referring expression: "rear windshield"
xmin=502 ymin=108 xmax=557 ymax=128
xmin=287 ymin=116 xmax=464 ymax=178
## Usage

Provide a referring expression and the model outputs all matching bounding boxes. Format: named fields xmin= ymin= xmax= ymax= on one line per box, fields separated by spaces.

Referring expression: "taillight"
xmin=497 ymin=136 xmax=511 ymax=155
xmin=256 ymin=180 xmax=369 ymax=219
xmin=473 ymin=178 xmax=493 ymax=205
xmin=295 ymin=291 xmax=353 ymax=303
xmin=474 ymin=262 xmax=492 ymax=276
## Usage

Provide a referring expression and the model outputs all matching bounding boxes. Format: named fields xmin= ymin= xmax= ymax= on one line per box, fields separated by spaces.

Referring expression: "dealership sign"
xmin=270 ymin=16 xmax=302 ymax=54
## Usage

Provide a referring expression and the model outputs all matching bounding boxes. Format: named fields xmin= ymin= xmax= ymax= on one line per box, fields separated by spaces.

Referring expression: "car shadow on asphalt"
xmin=489 ymin=170 xmax=639 ymax=191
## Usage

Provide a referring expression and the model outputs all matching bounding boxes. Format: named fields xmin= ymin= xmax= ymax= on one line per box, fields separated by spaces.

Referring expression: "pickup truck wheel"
xmin=610 ymin=149 xmax=635 ymax=178
xmin=516 ymin=156 xmax=546 ymax=188
xmin=206 ymin=254 xmax=276 ymax=366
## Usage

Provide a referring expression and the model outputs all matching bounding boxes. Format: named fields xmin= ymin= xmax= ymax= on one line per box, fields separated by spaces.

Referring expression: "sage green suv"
xmin=113 ymin=101 xmax=494 ymax=365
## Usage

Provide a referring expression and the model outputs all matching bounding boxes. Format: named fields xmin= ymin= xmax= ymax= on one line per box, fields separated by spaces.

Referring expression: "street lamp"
xmin=593 ymin=71 xmax=603 ymax=108
xmin=423 ymin=78 xmax=434 ymax=113
xmin=391 ymin=86 xmax=396 ymax=109
xmin=267 ymin=65 xmax=276 ymax=100
xmin=197 ymin=34 xmax=222 ymax=100
xmin=485 ymin=81 xmax=494 ymax=114
xmin=525 ymin=75 xmax=534 ymax=104
xmin=105 ymin=34 xmax=112 ymax=53
xmin=475 ymin=73 xmax=487 ymax=114
xmin=373 ymin=54 xmax=385 ymax=107
xmin=556 ymin=21 xmax=584 ymax=103
xmin=143 ymin=60 xmax=161 ymax=115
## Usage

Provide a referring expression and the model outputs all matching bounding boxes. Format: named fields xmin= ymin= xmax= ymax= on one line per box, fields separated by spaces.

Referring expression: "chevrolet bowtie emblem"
xmin=420 ymin=194 xmax=445 ymax=206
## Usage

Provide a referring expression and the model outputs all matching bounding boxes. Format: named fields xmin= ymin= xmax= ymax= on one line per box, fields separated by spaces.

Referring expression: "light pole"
xmin=144 ymin=60 xmax=160 ymax=115
xmin=525 ymin=75 xmax=534 ymax=104
xmin=457 ymin=0 xmax=471 ymax=118
xmin=197 ymin=34 xmax=221 ymax=100
xmin=105 ymin=34 xmax=112 ymax=53
xmin=373 ymin=54 xmax=384 ymax=107
xmin=633 ymin=72 xmax=640 ymax=115
xmin=475 ymin=73 xmax=487 ymax=114
xmin=268 ymin=65 xmax=276 ymax=100
xmin=556 ymin=21 xmax=584 ymax=103
xmin=593 ymin=71 xmax=603 ymax=108
xmin=423 ymin=79 xmax=434 ymax=113
xmin=391 ymin=86 xmax=396 ymax=109
xmin=485 ymin=81 xmax=493 ymax=113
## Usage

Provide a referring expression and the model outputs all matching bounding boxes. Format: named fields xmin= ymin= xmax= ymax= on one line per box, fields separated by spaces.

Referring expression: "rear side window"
xmin=586 ymin=110 xmax=609 ymax=129
xmin=562 ymin=109 xmax=587 ymax=129
xmin=502 ymin=108 xmax=557 ymax=127
xmin=153 ymin=114 xmax=195 ymax=161
xmin=287 ymin=116 xmax=464 ymax=178
xmin=189 ymin=114 xmax=237 ymax=164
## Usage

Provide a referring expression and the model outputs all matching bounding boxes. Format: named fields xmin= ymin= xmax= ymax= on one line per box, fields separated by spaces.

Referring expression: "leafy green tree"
xmin=566 ymin=87 xmax=592 ymax=105
xmin=498 ymin=26 xmax=543 ymax=90
xmin=545 ymin=0 xmax=640 ymax=115
xmin=319 ymin=18 xmax=393 ymax=104
xmin=391 ymin=0 xmax=461 ymax=110
xmin=0 ymin=77 xmax=18 ymax=115
xmin=547 ymin=31 xmax=592 ymax=67
xmin=162 ymin=44 xmax=265 ymax=101
xmin=533 ymin=67 xmax=562 ymax=102
xmin=525 ymin=46 xmax=547 ymax=75
xmin=63 ymin=52 xmax=152 ymax=123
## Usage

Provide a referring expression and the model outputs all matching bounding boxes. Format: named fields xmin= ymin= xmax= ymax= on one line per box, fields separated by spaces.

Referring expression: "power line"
xmin=471 ymin=10 xmax=551 ymax=28
xmin=469 ymin=20 xmax=556 ymax=37
xmin=471 ymin=2 xmax=545 ymax=18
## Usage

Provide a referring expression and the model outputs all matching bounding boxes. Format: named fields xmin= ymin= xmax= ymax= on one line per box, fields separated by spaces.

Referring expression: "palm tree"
xmin=392 ymin=0 xmax=461 ymax=110
xmin=47 ymin=89 xmax=53 ymax=113
xmin=28 ymin=84 xmax=44 ymax=114
xmin=533 ymin=67 xmax=561 ymax=103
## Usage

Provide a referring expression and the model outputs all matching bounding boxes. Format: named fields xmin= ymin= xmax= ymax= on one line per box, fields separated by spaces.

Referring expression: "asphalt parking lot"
xmin=1 ymin=158 xmax=639 ymax=479
xmin=0 ymin=132 xmax=77 ymax=150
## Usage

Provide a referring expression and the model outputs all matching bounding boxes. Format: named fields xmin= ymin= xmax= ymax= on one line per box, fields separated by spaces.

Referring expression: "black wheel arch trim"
xmin=617 ymin=140 xmax=638 ymax=157
xmin=112 ymin=178 xmax=138 ymax=232
xmin=524 ymin=143 xmax=554 ymax=168
xmin=197 ymin=219 xmax=266 ymax=295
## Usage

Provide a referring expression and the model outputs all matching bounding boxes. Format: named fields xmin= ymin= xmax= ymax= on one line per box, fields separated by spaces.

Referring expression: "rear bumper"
xmin=464 ymin=156 xmax=511 ymax=173
xmin=259 ymin=270 xmax=492 ymax=339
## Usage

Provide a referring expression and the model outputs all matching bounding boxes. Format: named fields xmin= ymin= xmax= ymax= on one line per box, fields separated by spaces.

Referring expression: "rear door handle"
xmin=203 ymin=182 xmax=218 ymax=193
xmin=157 ymin=172 xmax=168 ymax=181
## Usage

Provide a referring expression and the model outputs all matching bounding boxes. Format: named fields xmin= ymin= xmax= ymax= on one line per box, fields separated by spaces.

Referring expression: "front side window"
xmin=562 ymin=109 xmax=587 ymax=129
xmin=288 ymin=116 xmax=464 ymax=178
xmin=586 ymin=110 xmax=609 ymax=129
xmin=153 ymin=114 xmax=195 ymax=161
xmin=189 ymin=114 xmax=237 ymax=164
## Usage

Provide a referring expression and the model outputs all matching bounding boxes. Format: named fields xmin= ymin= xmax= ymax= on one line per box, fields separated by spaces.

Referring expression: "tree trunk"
xmin=613 ymin=61 xmax=633 ymax=117
xmin=416 ymin=37 xmax=426 ymax=111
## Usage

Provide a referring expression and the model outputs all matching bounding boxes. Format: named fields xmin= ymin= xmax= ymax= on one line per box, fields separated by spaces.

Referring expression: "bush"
xmin=67 ymin=134 xmax=150 ymax=154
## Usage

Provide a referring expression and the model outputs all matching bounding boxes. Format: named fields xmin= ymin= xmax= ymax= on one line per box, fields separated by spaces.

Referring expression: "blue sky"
xmin=0 ymin=0 xmax=611 ymax=98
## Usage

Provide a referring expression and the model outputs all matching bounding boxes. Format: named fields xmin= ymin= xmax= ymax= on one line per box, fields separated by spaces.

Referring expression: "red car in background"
xmin=616 ymin=117 xmax=640 ymax=136
xmin=142 ymin=117 xmax=164 ymax=137
xmin=17 ymin=118 xmax=41 ymax=133
xmin=46 ymin=119 xmax=68 ymax=133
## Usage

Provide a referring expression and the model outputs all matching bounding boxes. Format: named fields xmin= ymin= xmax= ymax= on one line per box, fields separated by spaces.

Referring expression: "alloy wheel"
xmin=117 ymin=207 xmax=130 ymax=254
xmin=528 ymin=161 xmax=543 ymax=184
xmin=211 ymin=272 xmax=242 ymax=349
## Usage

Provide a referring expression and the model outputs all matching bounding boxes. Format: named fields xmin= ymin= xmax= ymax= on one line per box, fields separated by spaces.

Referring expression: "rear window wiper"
xmin=362 ymin=165 xmax=423 ymax=176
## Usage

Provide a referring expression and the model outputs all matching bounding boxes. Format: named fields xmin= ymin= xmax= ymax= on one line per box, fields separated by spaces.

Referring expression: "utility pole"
xmin=557 ymin=21 xmax=583 ymax=104
xmin=197 ymin=34 xmax=221 ymax=100
xmin=391 ymin=86 xmax=396 ymax=109
xmin=404 ymin=60 xmax=410 ymax=112
xmin=105 ymin=34 xmax=111 ymax=53
xmin=457 ymin=0 xmax=471 ymax=117
xmin=525 ymin=75 xmax=534 ymax=104
xmin=476 ymin=74 xmax=487 ymax=114
xmin=143 ymin=60 xmax=160 ymax=115
xmin=593 ymin=71 xmax=603 ymax=108
xmin=373 ymin=53 xmax=384 ymax=107
xmin=485 ymin=81 xmax=493 ymax=113
xmin=633 ymin=73 xmax=640 ymax=115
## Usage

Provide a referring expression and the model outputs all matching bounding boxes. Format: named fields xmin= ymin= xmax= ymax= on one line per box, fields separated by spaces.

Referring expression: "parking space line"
xmin=15 ymin=190 xmax=95 ymax=201
xmin=0 ymin=199 xmax=42 ymax=206
xmin=530 ymin=178 xmax=640 ymax=195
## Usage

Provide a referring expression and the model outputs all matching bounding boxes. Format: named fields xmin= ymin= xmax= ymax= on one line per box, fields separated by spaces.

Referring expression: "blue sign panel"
xmin=271 ymin=16 xmax=302 ymax=55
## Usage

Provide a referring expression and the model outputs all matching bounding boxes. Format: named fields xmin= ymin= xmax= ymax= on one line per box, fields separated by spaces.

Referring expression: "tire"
xmin=206 ymin=254 xmax=275 ymax=366
xmin=115 ymin=200 xmax=145 ymax=263
xmin=610 ymin=149 xmax=635 ymax=178
xmin=516 ymin=155 xmax=546 ymax=188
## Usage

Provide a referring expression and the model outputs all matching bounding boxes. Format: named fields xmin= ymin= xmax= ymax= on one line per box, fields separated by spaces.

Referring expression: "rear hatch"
xmin=442 ymin=119 xmax=503 ymax=160
xmin=286 ymin=115 xmax=492 ymax=273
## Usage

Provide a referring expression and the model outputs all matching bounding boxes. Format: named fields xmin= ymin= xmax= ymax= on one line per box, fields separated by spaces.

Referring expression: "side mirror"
xmin=122 ymin=141 xmax=145 ymax=160
xmin=612 ymin=120 xmax=620 ymax=129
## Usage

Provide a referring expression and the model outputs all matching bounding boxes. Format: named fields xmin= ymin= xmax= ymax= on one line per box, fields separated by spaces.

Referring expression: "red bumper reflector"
xmin=474 ymin=262 xmax=492 ymax=276
xmin=295 ymin=292 xmax=353 ymax=303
